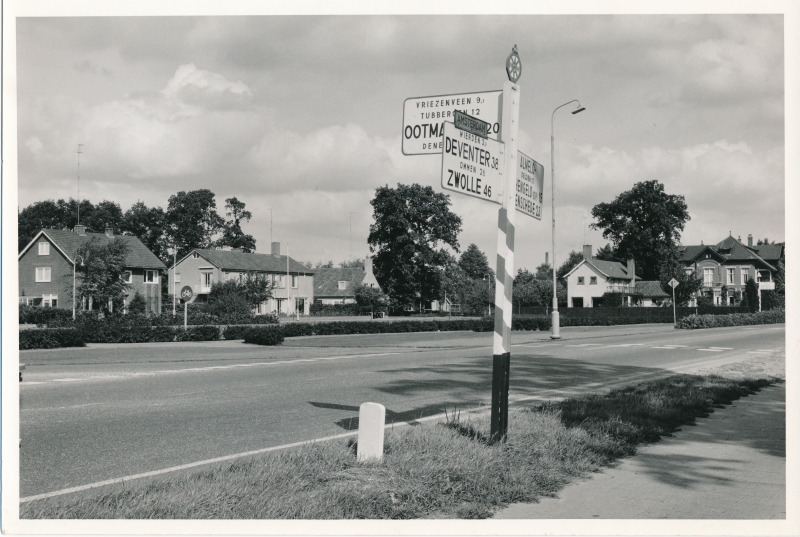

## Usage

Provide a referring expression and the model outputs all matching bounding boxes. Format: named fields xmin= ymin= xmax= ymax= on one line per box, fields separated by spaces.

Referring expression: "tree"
xmin=594 ymin=243 xmax=620 ymax=262
xmin=658 ymin=253 xmax=703 ymax=306
xmin=128 ymin=292 xmax=148 ymax=314
xmin=556 ymin=250 xmax=584 ymax=283
xmin=18 ymin=200 xmax=70 ymax=251
xmin=437 ymin=252 xmax=468 ymax=308
xmin=241 ymin=273 xmax=273 ymax=309
xmin=354 ymin=284 xmax=388 ymax=311
xmin=121 ymin=201 xmax=169 ymax=264
xmin=165 ymin=190 xmax=225 ymax=258
xmin=368 ymin=183 xmax=462 ymax=308
xmin=74 ymin=237 xmax=130 ymax=313
xmin=313 ymin=260 xmax=335 ymax=269
xmin=216 ymin=197 xmax=256 ymax=252
xmin=744 ymin=278 xmax=759 ymax=313
xmin=458 ymin=244 xmax=494 ymax=281
xmin=534 ymin=262 xmax=552 ymax=280
xmin=340 ymin=258 xmax=365 ymax=269
xmin=463 ymin=278 xmax=495 ymax=316
xmin=590 ymin=180 xmax=690 ymax=280
xmin=206 ymin=280 xmax=254 ymax=319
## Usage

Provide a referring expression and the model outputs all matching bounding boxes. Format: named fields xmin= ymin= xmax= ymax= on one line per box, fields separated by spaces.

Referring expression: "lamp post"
xmin=72 ymin=255 xmax=84 ymax=320
xmin=550 ymin=100 xmax=586 ymax=339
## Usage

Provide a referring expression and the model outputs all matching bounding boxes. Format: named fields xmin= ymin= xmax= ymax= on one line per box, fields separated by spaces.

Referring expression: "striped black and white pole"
xmin=490 ymin=79 xmax=520 ymax=442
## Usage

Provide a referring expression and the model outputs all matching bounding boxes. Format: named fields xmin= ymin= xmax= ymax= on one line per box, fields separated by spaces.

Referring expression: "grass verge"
xmin=21 ymin=373 xmax=778 ymax=519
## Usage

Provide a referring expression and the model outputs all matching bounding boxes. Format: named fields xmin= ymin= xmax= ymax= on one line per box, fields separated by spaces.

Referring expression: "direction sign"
xmin=454 ymin=110 xmax=490 ymax=139
xmin=402 ymin=90 xmax=502 ymax=155
xmin=180 ymin=285 xmax=194 ymax=302
xmin=440 ymin=121 xmax=503 ymax=204
xmin=515 ymin=151 xmax=544 ymax=219
xmin=669 ymin=278 xmax=679 ymax=289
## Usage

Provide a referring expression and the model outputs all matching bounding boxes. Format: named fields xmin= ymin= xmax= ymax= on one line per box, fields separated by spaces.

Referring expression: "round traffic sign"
xmin=506 ymin=45 xmax=522 ymax=83
xmin=180 ymin=285 xmax=194 ymax=302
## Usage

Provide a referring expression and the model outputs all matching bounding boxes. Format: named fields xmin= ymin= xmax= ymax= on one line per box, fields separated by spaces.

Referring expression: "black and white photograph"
xmin=2 ymin=1 xmax=797 ymax=534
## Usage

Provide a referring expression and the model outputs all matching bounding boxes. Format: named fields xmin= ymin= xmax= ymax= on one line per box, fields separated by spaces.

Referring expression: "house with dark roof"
xmin=564 ymin=245 xmax=668 ymax=307
xmin=18 ymin=224 xmax=167 ymax=314
xmin=313 ymin=258 xmax=380 ymax=305
xmin=168 ymin=242 xmax=314 ymax=315
xmin=679 ymin=234 xmax=783 ymax=306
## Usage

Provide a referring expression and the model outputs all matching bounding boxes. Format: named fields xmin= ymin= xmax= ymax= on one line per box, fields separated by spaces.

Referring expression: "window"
xmin=42 ymin=294 xmax=58 ymax=308
xmin=201 ymin=272 xmax=213 ymax=289
xmin=757 ymin=270 xmax=770 ymax=283
xmin=727 ymin=268 xmax=735 ymax=284
xmin=741 ymin=268 xmax=749 ymax=285
xmin=145 ymin=270 xmax=159 ymax=284
xmin=38 ymin=242 xmax=50 ymax=255
xmin=589 ymin=276 xmax=597 ymax=285
xmin=272 ymin=274 xmax=285 ymax=288
xmin=35 ymin=267 xmax=51 ymax=282
xmin=292 ymin=275 xmax=299 ymax=288
xmin=577 ymin=276 xmax=585 ymax=285
xmin=192 ymin=253 xmax=200 ymax=259
xmin=122 ymin=271 xmax=132 ymax=284
xmin=729 ymin=296 xmax=735 ymax=306
xmin=703 ymin=268 xmax=713 ymax=286
xmin=175 ymin=273 xmax=181 ymax=283
xmin=338 ymin=281 xmax=348 ymax=290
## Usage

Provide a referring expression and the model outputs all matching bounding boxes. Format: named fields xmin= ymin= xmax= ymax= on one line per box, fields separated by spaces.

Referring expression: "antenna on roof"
xmin=76 ymin=144 xmax=83 ymax=225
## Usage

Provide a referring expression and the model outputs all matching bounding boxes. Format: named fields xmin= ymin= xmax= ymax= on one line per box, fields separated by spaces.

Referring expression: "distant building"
xmin=679 ymin=234 xmax=783 ymax=306
xmin=313 ymin=257 xmax=380 ymax=305
xmin=18 ymin=225 xmax=167 ymax=314
xmin=168 ymin=242 xmax=314 ymax=315
xmin=564 ymin=245 xmax=668 ymax=307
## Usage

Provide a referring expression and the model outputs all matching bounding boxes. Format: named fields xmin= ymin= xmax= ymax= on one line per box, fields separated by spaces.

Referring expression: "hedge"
xmin=19 ymin=328 xmax=86 ymax=350
xmin=676 ymin=310 xmax=785 ymax=329
xmin=309 ymin=303 xmax=362 ymax=316
xmin=243 ymin=326 xmax=285 ymax=346
xmin=19 ymin=305 xmax=73 ymax=325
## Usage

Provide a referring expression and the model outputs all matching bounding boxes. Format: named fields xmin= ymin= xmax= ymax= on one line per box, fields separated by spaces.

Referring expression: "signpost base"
xmin=490 ymin=352 xmax=510 ymax=443
xmin=550 ymin=310 xmax=561 ymax=339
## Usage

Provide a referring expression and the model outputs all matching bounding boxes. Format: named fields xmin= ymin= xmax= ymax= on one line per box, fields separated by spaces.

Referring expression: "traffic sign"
xmin=669 ymin=278 xmax=679 ymax=289
xmin=180 ymin=285 xmax=194 ymax=302
xmin=454 ymin=110 xmax=490 ymax=139
xmin=515 ymin=151 xmax=544 ymax=219
xmin=440 ymin=121 xmax=503 ymax=204
xmin=402 ymin=90 xmax=502 ymax=155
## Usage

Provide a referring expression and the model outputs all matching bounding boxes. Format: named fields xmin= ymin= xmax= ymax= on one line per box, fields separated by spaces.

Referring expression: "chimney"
xmin=582 ymin=244 xmax=592 ymax=260
xmin=747 ymin=234 xmax=753 ymax=247
xmin=365 ymin=256 xmax=373 ymax=274
xmin=271 ymin=242 xmax=281 ymax=255
xmin=105 ymin=224 xmax=114 ymax=238
xmin=627 ymin=258 xmax=635 ymax=284
xmin=74 ymin=224 xmax=86 ymax=236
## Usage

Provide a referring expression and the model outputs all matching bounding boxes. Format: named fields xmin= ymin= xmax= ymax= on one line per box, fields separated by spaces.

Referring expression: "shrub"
xmin=243 ymin=326 xmax=285 ymax=346
xmin=676 ymin=309 xmax=785 ymax=329
xmin=309 ymin=303 xmax=361 ymax=316
xmin=176 ymin=325 xmax=222 ymax=342
xmin=19 ymin=305 xmax=73 ymax=325
xmin=128 ymin=292 xmax=148 ymax=314
xmin=222 ymin=325 xmax=251 ymax=340
xmin=19 ymin=328 xmax=85 ymax=350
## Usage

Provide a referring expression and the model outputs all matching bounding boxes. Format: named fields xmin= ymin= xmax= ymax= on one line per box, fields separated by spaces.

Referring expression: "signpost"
xmin=515 ymin=151 xmax=544 ymax=220
xmin=669 ymin=278 xmax=679 ymax=325
xmin=402 ymin=90 xmax=502 ymax=155
xmin=180 ymin=285 xmax=193 ymax=329
xmin=440 ymin=121 xmax=503 ymax=204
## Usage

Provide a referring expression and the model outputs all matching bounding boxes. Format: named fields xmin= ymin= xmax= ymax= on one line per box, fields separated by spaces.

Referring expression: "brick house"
xmin=679 ymin=234 xmax=783 ymax=306
xmin=168 ymin=242 xmax=314 ymax=315
xmin=564 ymin=245 xmax=668 ymax=307
xmin=313 ymin=258 xmax=381 ymax=305
xmin=18 ymin=224 xmax=167 ymax=314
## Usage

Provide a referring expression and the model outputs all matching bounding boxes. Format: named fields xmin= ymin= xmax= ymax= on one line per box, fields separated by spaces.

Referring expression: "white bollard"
xmin=357 ymin=402 xmax=386 ymax=463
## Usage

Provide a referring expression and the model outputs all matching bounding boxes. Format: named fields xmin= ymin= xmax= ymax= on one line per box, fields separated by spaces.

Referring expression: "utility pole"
xmin=76 ymin=144 xmax=83 ymax=225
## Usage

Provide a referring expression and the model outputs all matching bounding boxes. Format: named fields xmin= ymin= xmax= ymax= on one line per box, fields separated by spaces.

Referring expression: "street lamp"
xmin=72 ymin=255 xmax=84 ymax=320
xmin=551 ymin=100 xmax=585 ymax=339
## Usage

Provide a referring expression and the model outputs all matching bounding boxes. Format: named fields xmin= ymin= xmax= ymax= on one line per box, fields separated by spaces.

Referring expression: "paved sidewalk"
xmin=495 ymin=382 xmax=786 ymax=519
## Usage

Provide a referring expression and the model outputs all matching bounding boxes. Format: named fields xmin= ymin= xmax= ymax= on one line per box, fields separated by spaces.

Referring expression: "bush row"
xmin=19 ymin=328 xmax=86 ymax=350
xmin=242 ymin=326 xmax=285 ymax=346
xmin=676 ymin=309 xmax=785 ymax=329
xmin=517 ymin=305 xmax=750 ymax=320
xmin=19 ymin=305 xmax=74 ymax=325
xmin=308 ymin=303 xmax=361 ymax=316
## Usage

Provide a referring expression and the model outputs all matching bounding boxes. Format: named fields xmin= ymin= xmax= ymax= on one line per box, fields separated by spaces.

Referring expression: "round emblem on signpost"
xmin=506 ymin=45 xmax=522 ymax=83
xmin=180 ymin=285 xmax=194 ymax=302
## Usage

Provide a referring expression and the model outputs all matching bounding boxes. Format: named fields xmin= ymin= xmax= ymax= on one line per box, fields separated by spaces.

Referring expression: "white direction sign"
xmin=403 ymin=90 xmax=502 ymax=155
xmin=515 ymin=151 xmax=544 ymax=219
xmin=440 ymin=121 xmax=503 ymax=204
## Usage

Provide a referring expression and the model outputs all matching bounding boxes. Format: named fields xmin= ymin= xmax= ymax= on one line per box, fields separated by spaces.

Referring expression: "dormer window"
xmin=192 ymin=253 xmax=200 ymax=259
xmin=338 ymin=281 xmax=348 ymax=290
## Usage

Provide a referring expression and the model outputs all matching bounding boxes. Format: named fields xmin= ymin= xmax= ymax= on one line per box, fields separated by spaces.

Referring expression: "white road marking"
xmin=52 ymin=379 xmax=82 ymax=382
xmin=708 ymin=347 xmax=734 ymax=350
xmin=651 ymin=346 xmax=679 ymax=349
xmin=698 ymin=349 xmax=723 ymax=352
xmin=607 ymin=344 xmax=645 ymax=347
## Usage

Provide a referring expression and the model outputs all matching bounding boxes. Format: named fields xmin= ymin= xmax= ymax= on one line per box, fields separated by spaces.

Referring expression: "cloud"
xmin=73 ymin=59 xmax=112 ymax=76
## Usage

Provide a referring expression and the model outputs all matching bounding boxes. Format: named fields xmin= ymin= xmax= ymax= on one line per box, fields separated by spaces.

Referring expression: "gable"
xmin=314 ymin=268 xmax=367 ymax=296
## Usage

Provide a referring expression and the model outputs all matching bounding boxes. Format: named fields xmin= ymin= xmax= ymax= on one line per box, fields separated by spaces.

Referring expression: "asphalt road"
xmin=19 ymin=323 xmax=785 ymax=500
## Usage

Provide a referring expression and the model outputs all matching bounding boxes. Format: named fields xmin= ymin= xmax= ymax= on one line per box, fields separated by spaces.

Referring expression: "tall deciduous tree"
xmin=216 ymin=197 xmax=256 ymax=252
xmin=534 ymin=262 xmax=552 ymax=280
xmin=165 ymin=190 xmax=225 ymax=258
xmin=74 ymin=237 xmax=130 ymax=313
xmin=368 ymin=183 xmax=462 ymax=308
xmin=556 ymin=250 xmax=584 ymax=283
xmin=121 ymin=202 xmax=169 ymax=264
xmin=658 ymin=252 xmax=703 ymax=306
xmin=594 ymin=243 xmax=620 ymax=262
xmin=590 ymin=180 xmax=690 ymax=280
xmin=458 ymin=243 xmax=494 ymax=281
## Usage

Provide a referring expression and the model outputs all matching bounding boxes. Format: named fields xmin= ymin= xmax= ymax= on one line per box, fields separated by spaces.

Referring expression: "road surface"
xmin=19 ymin=323 xmax=784 ymax=500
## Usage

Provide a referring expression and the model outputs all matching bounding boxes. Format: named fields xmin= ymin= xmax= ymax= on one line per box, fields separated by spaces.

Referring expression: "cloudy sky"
xmin=10 ymin=5 xmax=789 ymax=271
